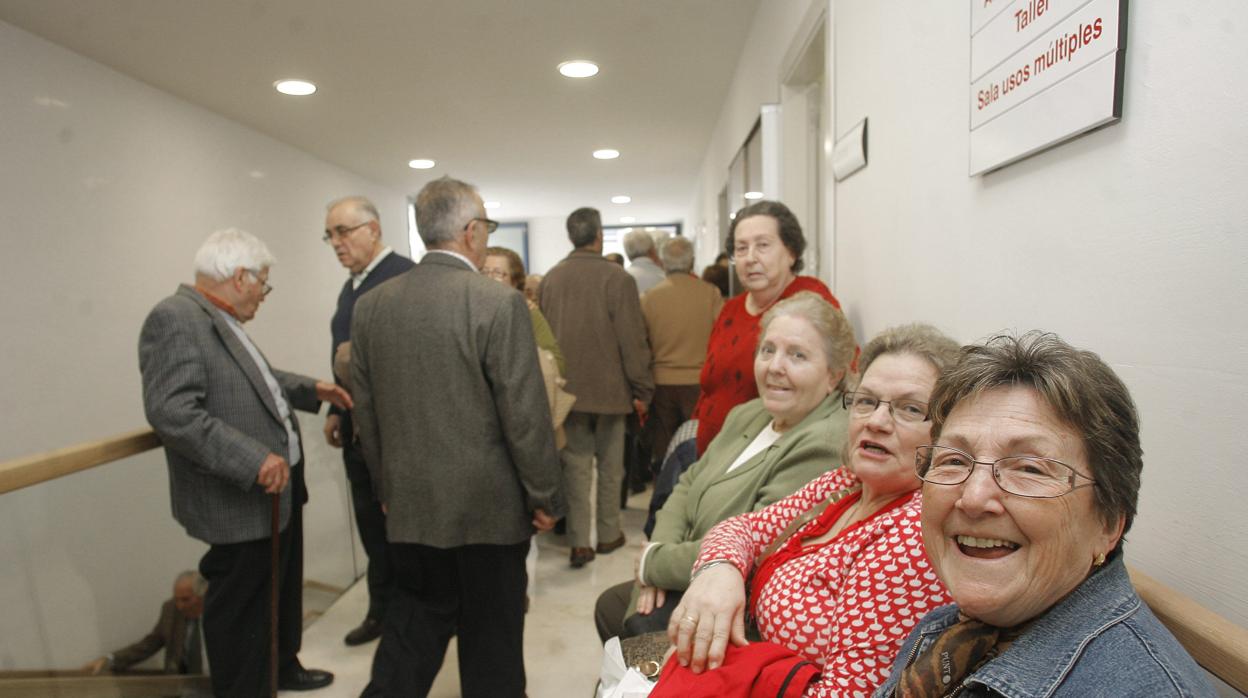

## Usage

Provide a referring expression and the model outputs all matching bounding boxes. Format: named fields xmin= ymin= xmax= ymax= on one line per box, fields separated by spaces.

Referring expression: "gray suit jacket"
xmin=351 ymin=252 xmax=565 ymax=547
xmin=138 ymin=285 xmax=320 ymax=544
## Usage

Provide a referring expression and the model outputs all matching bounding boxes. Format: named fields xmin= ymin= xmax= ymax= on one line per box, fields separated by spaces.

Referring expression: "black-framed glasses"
xmin=466 ymin=217 xmax=500 ymax=235
xmin=322 ymin=221 xmax=371 ymax=244
xmin=915 ymin=445 xmax=1097 ymax=498
xmin=842 ymin=391 xmax=929 ymax=423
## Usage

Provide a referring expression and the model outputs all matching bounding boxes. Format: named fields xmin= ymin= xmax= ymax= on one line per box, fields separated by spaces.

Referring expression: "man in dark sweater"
xmin=323 ymin=196 xmax=415 ymax=646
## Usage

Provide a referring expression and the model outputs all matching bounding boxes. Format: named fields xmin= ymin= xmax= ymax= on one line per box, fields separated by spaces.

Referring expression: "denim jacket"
xmin=874 ymin=554 xmax=1215 ymax=697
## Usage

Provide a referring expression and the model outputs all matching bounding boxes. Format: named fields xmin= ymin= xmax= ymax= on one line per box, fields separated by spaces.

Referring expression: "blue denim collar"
xmin=958 ymin=553 xmax=1139 ymax=697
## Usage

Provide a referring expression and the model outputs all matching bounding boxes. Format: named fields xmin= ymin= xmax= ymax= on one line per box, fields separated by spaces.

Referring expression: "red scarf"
xmin=194 ymin=285 xmax=240 ymax=320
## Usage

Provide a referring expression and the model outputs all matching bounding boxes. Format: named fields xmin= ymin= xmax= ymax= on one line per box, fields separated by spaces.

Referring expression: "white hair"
xmin=659 ymin=236 xmax=695 ymax=272
xmin=192 ymin=228 xmax=276 ymax=281
xmin=175 ymin=570 xmax=207 ymax=596
xmin=622 ymin=230 xmax=655 ymax=260
xmin=327 ymin=195 xmax=380 ymax=224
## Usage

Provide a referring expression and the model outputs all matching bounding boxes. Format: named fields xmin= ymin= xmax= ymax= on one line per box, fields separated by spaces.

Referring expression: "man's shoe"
xmin=343 ymin=616 xmax=382 ymax=646
xmin=570 ymin=547 xmax=596 ymax=568
xmin=278 ymin=668 xmax=334 ymax=691
xmin=596 ymin=534 xmax=627 ymax=555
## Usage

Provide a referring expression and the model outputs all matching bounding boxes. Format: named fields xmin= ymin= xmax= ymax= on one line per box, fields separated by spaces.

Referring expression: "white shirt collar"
xmin=351 ymin=246 xmax=394 ymax=289
xmin=424 ymin=248 xmax=479 ymax=271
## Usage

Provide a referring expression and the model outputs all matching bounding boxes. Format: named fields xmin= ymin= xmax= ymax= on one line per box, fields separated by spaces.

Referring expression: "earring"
xmin=1093 ymin=552 xmax=1106 ymax=567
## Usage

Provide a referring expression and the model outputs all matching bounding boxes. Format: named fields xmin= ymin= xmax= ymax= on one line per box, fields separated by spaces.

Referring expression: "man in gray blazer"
xmin=139 ymin=228 xmax=350 ymax=696
xmin=352 ymin=176 xmax=564 ymax=698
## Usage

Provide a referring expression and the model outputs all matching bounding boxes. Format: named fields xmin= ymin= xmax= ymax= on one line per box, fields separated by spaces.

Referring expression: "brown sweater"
xmin=641 ymin=273 xmax=724 ymax=385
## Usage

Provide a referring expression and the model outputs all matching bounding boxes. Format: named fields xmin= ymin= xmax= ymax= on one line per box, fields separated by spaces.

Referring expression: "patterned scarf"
xmin=895 ymin=614 xmax=1024 ymax=697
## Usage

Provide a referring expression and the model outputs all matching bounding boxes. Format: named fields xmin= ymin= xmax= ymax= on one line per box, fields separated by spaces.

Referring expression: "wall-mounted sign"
xmin=968 ymin=0 xmax=1127 ymax=175
xmin=832 ymin=118 xmax=867 ymax=181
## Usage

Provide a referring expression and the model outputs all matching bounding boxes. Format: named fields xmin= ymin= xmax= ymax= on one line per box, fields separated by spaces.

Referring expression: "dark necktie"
xmin=183 ymin=619 xmax=203 ymax=674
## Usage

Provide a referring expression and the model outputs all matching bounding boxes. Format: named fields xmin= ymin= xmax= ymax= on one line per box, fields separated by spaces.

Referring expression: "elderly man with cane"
xmin=139 ymin=228 xmax=349 ymax=696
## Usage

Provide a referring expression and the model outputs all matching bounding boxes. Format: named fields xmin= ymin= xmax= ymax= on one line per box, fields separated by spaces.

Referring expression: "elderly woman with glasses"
xmin=656 ymin=324 xmax=959 ymax=697
xmin=869 ymin=332 xmax=1213 ymax=697
xmin=482 ymin=246 xmax=565 ymax=375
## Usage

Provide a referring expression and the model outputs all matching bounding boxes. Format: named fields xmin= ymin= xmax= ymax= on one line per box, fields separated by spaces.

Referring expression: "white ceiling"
xmin=0 ymin=0 xmax=760 ymax=223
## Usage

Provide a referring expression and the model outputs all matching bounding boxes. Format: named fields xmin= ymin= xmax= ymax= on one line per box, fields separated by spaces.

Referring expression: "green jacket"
xmin=638 ymin=394 xmax=847 ymax=597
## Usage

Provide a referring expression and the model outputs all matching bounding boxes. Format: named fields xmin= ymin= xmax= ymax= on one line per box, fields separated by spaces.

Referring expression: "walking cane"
xmin=270 ymin=493 xmax=280 ymax=698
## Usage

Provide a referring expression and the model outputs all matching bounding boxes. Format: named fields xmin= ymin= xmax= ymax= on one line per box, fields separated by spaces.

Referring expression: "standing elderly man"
xmin=322 ymin=195 xmax=414 ymax=646
xmin=138 ymin=228 xmax=350 ymax=695
xmin=540 ymin=208 xmax=654 ymax=568
xmin=83 ymin=571 xmax=207 ymax=676
xmin=640 ymin=236 xmax=724 ymax=464
xmin=622 ymin=229 xmax=665 ymax=294
xmin=351 ymin=176 xmax=564 ymax=698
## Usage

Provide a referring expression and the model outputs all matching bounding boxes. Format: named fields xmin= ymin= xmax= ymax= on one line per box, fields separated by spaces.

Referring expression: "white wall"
xmin=526 ymin=215 xmax=573 ymax=275
xmin=687 ymin=0 xmax=1248 ymax=656
xmin=0 ymin=20 xmax=407 ymax=669
xmin=831 ymin=0 xmax=1247 ymax=626
xmin=686 ymin=0 xmax=823 ymax=268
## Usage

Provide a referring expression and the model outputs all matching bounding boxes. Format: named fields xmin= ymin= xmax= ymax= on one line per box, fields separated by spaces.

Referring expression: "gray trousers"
xmin=561 ymin=411 xmax=626 ymax=549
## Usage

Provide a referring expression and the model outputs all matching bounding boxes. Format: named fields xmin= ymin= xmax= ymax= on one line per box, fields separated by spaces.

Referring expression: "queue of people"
xmin=125 ymin=183 xmax=1213 ymax=698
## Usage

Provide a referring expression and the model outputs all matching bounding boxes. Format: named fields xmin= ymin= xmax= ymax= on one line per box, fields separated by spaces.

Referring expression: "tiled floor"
xmin=293 ymin=489 xmax=650 ymax=697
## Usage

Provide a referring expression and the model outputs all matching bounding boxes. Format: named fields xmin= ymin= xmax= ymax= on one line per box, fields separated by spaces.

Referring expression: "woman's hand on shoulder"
xmin=667 ymin=563 xmax=748 ymax=673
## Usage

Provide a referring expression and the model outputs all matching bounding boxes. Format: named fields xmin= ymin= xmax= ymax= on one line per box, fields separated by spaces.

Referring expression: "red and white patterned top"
xmin=695 ymin=468 xmax=951 ymax=698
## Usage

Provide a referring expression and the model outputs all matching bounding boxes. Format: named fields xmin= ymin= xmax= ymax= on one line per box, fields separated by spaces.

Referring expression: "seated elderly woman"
xmin=871 ymin=332 xmax=1213 ymax=697
xmin=594 ymin=292 xmax=856 ymax=643
xmin=657 ymin=324 xmax=961 ymax=697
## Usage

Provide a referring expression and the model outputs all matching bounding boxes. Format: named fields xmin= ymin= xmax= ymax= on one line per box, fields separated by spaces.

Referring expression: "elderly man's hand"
xmin=256 ymin=453 xmax=290 ymax=494
xmin=323 ymin=414 xmax=343 ymax=448
xmin=532 ymin=508 xmax=557 ymax=532
xmin=667 ymin=562 xmax=748 ymax=673
xmin=316 ymin=381 xmax=353 ymax=411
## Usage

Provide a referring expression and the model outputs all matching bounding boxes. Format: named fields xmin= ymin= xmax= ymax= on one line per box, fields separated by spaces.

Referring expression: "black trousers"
xmin=343 ymin=440 xmax=392 ymax=619
xmin=198 ymin=471 xmax=305 ymax=698
xmin=594 ymin=579 xmax=684 ymax=643
xmin=362 ymin=540 xmax=529 ymax=698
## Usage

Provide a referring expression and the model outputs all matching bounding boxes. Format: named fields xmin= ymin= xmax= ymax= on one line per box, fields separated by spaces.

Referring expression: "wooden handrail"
xmin=1129 ymin=565 xmax=1248 ymax=694
xmin=0 ymin=428 xmax=161 ymax=496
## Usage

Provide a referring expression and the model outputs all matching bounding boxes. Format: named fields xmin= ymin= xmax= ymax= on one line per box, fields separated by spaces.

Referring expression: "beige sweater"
xmin=641 ymin=273 xmax=724 ymax=385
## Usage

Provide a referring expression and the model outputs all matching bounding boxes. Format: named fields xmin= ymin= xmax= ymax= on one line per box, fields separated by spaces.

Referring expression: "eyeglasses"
xmin=246 ymin=271 xmax=273 ymax=297
xmin=466 ymin=217 xmax=500 ymax=235
xmin=915 ymin=445 xmax=1097 ymax=498
xmin=842 ymin=391 xmax=929 ymax=423
xmin=481 ymin=268 xmax=510 ymax=280
xmin=322 ymin=221 xmax=371 ymax=244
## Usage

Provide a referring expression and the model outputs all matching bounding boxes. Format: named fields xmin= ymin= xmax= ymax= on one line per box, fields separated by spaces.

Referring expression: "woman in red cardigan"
xmin=692 ymin=201 xmax=841 ymax=456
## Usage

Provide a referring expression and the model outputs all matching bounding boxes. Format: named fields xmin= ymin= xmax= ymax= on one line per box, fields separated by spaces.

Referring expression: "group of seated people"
xmin=594 ymin=200 xmax=1215 ymax=696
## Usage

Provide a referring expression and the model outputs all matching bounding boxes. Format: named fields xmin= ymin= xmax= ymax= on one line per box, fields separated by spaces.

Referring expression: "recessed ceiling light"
xmin=593 ymin=149 xmax=620 ymax=160
xmin=274 ymin=79 xmax=316 ymax=96
xmin=484 ymin=201 xmax=501 ymax=210
xmin=558 ymin=60 xmax=599 ymax=78
xmin=611 ymin=195 xmax=631 ymax=204
xmin=619 ymin=216 xmax=636 ymax=223
xmin=743 ymin=191 xmax=765 ymax=200
xmin=408 ymin=159 xmax=436 ymax=169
